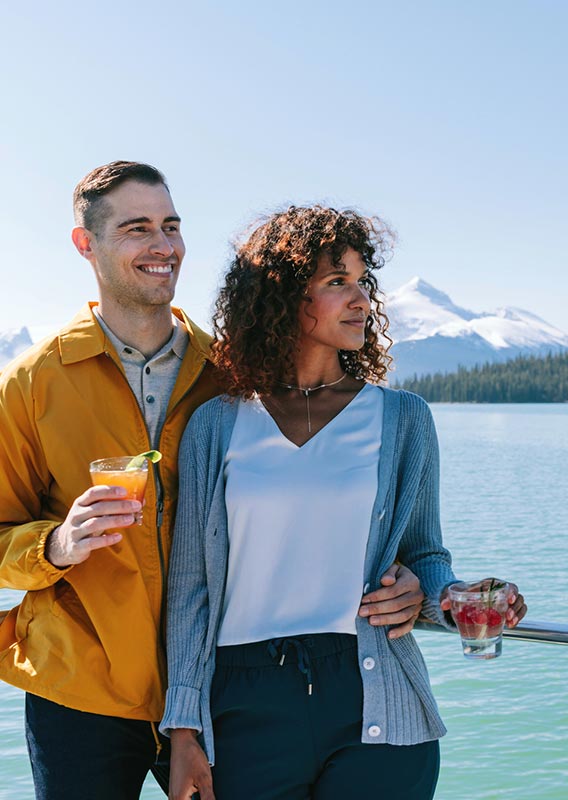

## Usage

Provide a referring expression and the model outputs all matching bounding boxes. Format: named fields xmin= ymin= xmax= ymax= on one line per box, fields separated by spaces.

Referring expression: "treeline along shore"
xmin=393 ymin=351 xmax=568 ymax=403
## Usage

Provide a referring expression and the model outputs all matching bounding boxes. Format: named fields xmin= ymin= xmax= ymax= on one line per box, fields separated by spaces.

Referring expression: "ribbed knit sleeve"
xmin=396 ymin=393 xmax=456 ymax=627
xmin=160 ymin=403 xmax=215 ymax=735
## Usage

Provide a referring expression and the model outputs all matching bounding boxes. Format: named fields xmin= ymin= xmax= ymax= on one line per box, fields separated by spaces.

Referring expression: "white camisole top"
xmin=217 ymin=382 xmax=383 ymax=645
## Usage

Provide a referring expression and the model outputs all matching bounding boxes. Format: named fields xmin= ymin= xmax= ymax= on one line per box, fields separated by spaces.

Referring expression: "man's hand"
xmin=169 ymin=729 xmax=215 ymax=800
xmin=45 ymin=486 xmax=142 ymax=568
xmin=358 ymin=563 xmax=424 ymax=639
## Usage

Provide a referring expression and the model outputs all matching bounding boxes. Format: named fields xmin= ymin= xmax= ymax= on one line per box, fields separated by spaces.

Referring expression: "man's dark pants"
xmin=25 ymin=693 xmax=170 ymax=799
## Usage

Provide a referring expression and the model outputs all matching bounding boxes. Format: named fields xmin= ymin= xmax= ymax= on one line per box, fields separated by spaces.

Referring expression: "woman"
xmin=160 ymin=206 xmax=526 ymax=800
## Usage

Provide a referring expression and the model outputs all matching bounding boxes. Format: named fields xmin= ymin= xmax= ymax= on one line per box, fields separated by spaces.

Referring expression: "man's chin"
xmin=144 ymin=288 xmax=177 ymax=307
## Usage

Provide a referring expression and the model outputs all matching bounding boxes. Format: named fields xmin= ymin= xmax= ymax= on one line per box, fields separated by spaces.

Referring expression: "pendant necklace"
xmin=278 ymin=372 xmax=347 ymax=433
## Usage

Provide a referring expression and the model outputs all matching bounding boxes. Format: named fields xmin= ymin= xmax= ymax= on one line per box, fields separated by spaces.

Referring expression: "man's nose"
xmin=148 ymin=229 xmax=175 ymax=257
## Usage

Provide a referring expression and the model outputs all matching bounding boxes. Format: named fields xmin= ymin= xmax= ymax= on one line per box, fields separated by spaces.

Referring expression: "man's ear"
xmin=71 ymin=227 xmax=96 ymax=260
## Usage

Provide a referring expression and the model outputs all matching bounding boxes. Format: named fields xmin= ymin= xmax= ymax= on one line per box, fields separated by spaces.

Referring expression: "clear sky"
xmin=1 ymin=0 xmax=566 ymax=336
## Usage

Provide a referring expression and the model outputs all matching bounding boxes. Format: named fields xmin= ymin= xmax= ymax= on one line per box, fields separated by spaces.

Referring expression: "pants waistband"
xmin=215 ymin=632 xmax=356 ymax=668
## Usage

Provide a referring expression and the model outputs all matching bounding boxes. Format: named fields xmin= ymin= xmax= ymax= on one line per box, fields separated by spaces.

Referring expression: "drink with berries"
xmin=448 ymin=578 xmax=510 ymax=659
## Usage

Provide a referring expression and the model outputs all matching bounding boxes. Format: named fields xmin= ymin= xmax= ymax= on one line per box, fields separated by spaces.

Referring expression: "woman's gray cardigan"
xmin=160 ymin=387 xmax=457 ymax=764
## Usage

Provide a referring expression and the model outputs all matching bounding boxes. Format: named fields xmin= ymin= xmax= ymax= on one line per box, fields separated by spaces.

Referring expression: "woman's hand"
xmin=440 ymin=581 xmax=527 ymax=628
xmin=169 ymin=729 xmax=215 ymax=800
xmin=358 ymin=563 xmax=424 ymax=639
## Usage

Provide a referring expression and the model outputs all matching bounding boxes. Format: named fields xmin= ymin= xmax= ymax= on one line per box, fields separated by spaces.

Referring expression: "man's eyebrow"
xmin=116 ymin=215 xmax=181 ymax=229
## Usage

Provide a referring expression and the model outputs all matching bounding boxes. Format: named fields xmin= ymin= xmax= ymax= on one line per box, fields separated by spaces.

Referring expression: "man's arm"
xmin=0 ymin=368 xmax=139 ymax=587
xmin=358 ymin=563 xmax=424 ymax=639
xmin=0 ymin=367 xmax=65 ymax=589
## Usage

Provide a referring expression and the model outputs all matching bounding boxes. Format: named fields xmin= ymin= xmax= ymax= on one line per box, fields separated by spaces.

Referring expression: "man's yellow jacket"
xmin=0 ymin=304 xmax=218 ymax=720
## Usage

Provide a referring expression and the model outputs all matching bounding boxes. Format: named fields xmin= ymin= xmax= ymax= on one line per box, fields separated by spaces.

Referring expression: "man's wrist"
xmin=44 ymin=526 xmax=70 ymax=570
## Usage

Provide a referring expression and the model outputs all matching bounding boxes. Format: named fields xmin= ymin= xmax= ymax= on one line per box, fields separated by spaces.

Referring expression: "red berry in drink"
xmin=487 ymin=608 xmax=503 ymax=628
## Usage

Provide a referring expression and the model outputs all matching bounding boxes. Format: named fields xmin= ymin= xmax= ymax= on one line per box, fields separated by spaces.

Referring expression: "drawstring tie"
xmin=267 ymin=637 xmax=313 ymax=695
xmin=150 ymin=721 xmax=163 ymax=764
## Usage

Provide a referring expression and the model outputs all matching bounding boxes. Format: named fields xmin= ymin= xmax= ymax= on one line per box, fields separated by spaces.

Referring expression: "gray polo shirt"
xmin=94 ymin=308 xmax=189 ymax=449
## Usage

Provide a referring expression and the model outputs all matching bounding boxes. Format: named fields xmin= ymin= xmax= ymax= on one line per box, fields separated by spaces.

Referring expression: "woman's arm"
xmin=160 ymin=415 xmax=213 ymax=736
xmin=396 ymin=401 xmax=457 ymax=627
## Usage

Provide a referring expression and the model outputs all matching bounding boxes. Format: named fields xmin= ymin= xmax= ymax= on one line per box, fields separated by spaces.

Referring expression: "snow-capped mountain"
xmin=386 ymin=277 xmax=568 ymax=382
xmin=0 ymin=327 xmax=33 ymax=369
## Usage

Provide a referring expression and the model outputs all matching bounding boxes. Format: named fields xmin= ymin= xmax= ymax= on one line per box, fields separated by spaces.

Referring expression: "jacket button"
xmin=378 ymin=509 xmax=386 ymax=521
xmin=368 ymin=725 xmax=381 ymax=737
xmin=363 ymin=657 xmax=375 ymax=670
xmin=363 ymin=582 xmax=371 ymax=594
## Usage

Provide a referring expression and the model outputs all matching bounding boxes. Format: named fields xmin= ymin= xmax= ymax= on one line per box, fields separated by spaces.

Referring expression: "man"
xmin=0 ymin=161 xmax=423 ymax=799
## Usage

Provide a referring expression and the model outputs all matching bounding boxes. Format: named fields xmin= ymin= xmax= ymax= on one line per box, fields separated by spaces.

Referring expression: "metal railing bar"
xmin=414 ymin=618 xmax=568 ymax=646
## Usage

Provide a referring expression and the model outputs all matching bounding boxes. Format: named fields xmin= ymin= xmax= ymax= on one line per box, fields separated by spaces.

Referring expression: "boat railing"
xmin=415 ymin=617 xmax=568 ymax=645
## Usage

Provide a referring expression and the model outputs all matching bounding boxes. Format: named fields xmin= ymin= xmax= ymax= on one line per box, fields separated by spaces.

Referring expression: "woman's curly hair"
xmin=211 ymin=205 xmax=395 ymax=397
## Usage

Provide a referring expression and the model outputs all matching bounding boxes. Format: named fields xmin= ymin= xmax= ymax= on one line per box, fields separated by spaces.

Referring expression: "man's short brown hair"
xmin=73 ymin=161 xmax=168 ymax=235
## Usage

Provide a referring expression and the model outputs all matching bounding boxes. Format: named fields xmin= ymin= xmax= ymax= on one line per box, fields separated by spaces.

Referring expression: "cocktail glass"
xmin=448 ymin=578 xmax=510 ymax=659
xmin=89 ymin=456 xmax=149 ymax=532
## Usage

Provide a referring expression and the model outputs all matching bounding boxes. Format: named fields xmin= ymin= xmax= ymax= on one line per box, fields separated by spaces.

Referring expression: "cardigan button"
xmin=363 ymin=582 xmax=371 ymax=594
xmin=363 ymin=657 xmax=375 ymax=670
xmin=378 ymin=508 xmax=386 ymax=521
xmin=368 ymin=725 xmax=381 ymax=737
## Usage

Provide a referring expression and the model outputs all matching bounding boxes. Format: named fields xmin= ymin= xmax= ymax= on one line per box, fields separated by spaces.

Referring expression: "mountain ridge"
xmin=386 ymin=278 xmax=568 ymax=381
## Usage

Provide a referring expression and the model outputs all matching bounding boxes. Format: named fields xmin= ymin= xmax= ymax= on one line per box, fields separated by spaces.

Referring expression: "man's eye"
xmin=164 ymin=226 xmax=179 ymax=233
xmin=129 ymin=227 xmax=147 ymax=233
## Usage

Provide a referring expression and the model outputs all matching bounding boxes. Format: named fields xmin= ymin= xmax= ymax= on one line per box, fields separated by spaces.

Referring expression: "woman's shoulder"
xmin=382 ymin=385 xmax=432 ymax=417
xmin=183 ymin=394 xmax=239 ymax=440
xmin=382 ymin=387 xmax=436 ymax=447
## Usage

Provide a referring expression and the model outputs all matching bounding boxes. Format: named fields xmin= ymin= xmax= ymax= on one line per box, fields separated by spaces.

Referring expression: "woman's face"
xmin=298 ymin=246 xmax=372 ymax=355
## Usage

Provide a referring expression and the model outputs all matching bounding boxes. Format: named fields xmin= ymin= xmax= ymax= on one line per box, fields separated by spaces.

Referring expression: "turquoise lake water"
xmin=1 ymin=403 xmax=567 ymax=799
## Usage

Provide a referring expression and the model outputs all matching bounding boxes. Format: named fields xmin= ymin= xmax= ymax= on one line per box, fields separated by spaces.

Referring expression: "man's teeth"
xmin=138 ymin=265 xmax=173 ymax=274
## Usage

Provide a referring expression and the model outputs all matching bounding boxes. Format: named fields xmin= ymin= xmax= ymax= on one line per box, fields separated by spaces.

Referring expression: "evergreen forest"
xmin=394 ymin=351 xmax=568 ymax=403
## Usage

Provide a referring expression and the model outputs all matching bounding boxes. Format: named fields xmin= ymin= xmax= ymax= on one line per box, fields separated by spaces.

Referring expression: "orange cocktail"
xmin=89 ymin=456 xmax=149 ymax=532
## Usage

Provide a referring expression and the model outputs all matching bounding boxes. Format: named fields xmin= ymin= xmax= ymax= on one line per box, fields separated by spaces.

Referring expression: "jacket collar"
xmin=58 ymin=303 xmax=212 ymax=366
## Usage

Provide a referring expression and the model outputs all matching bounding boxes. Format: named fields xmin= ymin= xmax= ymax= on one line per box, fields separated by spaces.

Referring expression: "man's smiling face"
xmin=83 ymin=179 xmax=185 ymax=312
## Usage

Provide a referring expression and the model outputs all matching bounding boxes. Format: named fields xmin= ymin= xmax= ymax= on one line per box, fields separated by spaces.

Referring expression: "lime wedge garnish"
xmin=126 ymin=450 xmax=162 ymax=470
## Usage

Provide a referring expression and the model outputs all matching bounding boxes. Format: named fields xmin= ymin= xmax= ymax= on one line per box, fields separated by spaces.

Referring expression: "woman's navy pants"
xmin=210 ymin=633 xmax=440 ymax=800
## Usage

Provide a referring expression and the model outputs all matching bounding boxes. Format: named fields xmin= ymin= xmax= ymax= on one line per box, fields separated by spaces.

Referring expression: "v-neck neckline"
xmin=255 ymin=382 xmax=372 ymax=450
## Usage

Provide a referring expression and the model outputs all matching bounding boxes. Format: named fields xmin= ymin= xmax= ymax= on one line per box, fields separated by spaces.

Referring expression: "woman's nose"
xmin=349 ymin=283 xmax=371 ymax=312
